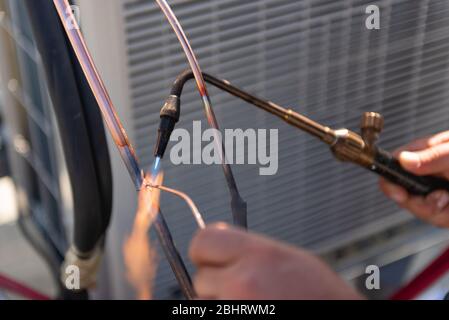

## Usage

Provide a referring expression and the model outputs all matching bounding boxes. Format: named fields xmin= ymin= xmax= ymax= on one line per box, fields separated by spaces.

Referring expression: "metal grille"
xmin=4 ymin=0 xmax=68 ymax=254
xmin=121 ymin=0 xmax=449 ymax=298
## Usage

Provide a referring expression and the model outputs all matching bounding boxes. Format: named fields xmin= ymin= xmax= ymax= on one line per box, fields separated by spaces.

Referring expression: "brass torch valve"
xmin=330 ymin=112 xmax=384 ymax=169
xmin=329 ymin=112 xmax=449 ymax=196
xmin=158 ymin=70 xmax=449 ymax=197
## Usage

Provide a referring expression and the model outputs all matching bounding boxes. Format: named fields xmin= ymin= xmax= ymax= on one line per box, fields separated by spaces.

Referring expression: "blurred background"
xmin=1 ymin=0 xmax=449 ymax=299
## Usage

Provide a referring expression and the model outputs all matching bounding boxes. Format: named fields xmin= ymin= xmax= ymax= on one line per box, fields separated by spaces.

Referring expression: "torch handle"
xmin=370 ymin=148 xmax=449 ymax=196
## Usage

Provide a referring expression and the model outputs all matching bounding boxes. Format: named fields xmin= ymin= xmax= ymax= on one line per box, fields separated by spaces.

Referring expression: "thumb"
xmin=399 ymin=142 xmax=449 ymax=175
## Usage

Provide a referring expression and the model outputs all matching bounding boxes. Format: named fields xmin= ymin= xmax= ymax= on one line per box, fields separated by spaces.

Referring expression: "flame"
xmin=123 ymin=172 xmax=164 ymax=300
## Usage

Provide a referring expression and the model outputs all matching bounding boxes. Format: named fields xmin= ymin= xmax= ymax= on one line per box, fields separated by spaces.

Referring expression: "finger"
xmin=428 ymin=211 xmax=449 ymax=228
xmin=399 ymin=193 xmax=449 ymax=223
xmin=398 ymin=142 xmax=449 ymax=175
xmin=385 ymin=188 xmax=449 ymax=222
xmin=393 ymin=136 xmax=433 ymax=156
xmin=427 ymin=131 xmax=449 ymax=146
xmin=392 ymin=131 xmax=449 ymax=157
xmin=425 ymin=190 xmax=449 ymax=213
xmin=189 ymin=223 xmax=255 ymax=267
xmin=421 ymin=191 xmax=449 ymax=227
xmin=394 ymin=131 xmax=449 ymax=153
xmin=379 ymin=175 xmax=449 ymax=229
xmin=379 ymin=178 xmax=409 ymax=204
xmin=193 ymin=267 xmax=226 ymax=299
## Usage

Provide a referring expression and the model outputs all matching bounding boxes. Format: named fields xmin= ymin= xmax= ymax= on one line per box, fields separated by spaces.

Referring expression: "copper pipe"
xmin=53 ymin=0 xmax=195 ymax=299
xmin=155 ymin=0 xmax=247 ymax=228
xmin=149 ymin=184 xmax=206 ymax=230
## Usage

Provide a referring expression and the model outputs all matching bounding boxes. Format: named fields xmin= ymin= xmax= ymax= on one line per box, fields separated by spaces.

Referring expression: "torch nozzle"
xmin=154 ymin=95 xmax=180 ymax=158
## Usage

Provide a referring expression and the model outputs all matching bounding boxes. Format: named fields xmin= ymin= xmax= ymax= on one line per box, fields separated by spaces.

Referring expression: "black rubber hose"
xmin=159 ymin=69 xmax=249 ymax=228
xmin=170 ymin=69 xmax=195 ymax=96
xmin=170 ymin=69 xmax=285 ymax=117
xmin=0 ymin=120 xmax=9 ymax=177
xmin=24 ymin=0 xmax=112 ymax=256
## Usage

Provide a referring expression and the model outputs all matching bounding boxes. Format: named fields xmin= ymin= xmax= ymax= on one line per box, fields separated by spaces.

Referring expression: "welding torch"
xmin=155 ymin=70 xmax=449 ymax=197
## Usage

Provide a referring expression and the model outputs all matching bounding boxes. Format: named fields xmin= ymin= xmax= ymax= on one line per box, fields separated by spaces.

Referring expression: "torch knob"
xmin=361 ymin=112 xmax=384 ymax=148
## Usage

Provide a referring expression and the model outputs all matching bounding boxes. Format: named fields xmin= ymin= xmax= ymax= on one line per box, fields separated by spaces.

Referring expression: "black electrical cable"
xmin=0 ymin=119 xmax=9 ymax=178
xmin=25 ymin=0 xmax=112 ymax=256
xmin=24 ymin=0 xmax=113 ymax=299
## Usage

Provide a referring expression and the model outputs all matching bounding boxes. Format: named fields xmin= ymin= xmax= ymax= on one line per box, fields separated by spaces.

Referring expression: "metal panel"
xmin=69 ymin=0 xmax=449 ymax=298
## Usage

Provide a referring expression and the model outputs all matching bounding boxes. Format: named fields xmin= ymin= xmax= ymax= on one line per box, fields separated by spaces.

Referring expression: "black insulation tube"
xmin=24 ymin=0 xmax=112 ymax=298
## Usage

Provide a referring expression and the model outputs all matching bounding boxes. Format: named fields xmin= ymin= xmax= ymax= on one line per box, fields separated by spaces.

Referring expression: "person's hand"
xmin=189 ymin=223 xmax=363 ymax=300
xmin=379 ymin=131 xmax=449 ymax=228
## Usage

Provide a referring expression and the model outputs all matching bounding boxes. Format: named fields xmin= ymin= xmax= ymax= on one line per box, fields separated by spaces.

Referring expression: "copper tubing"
xmin=171 ymin=70 xmax=337 ymax=145
xmin=202 ymin=73 xmax=336 ymax=145
xmin=150 ymin=184 xmax=206 ymax=230
xmin=53 ymin=0 xmax=195 ymax=299
xmin=53 ymin=0 xmax=142 ymax=187
xmin=155 ymin=0 xmax=247 ymax=228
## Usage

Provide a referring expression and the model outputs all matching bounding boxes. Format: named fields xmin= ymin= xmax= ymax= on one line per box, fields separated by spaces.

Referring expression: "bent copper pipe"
xmin=53 ymin=0 xmax=195 ymax=299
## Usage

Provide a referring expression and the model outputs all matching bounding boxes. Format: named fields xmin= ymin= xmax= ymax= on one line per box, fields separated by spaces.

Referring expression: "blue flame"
xmin=151 ymin=156 xmax=162 ymax=179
